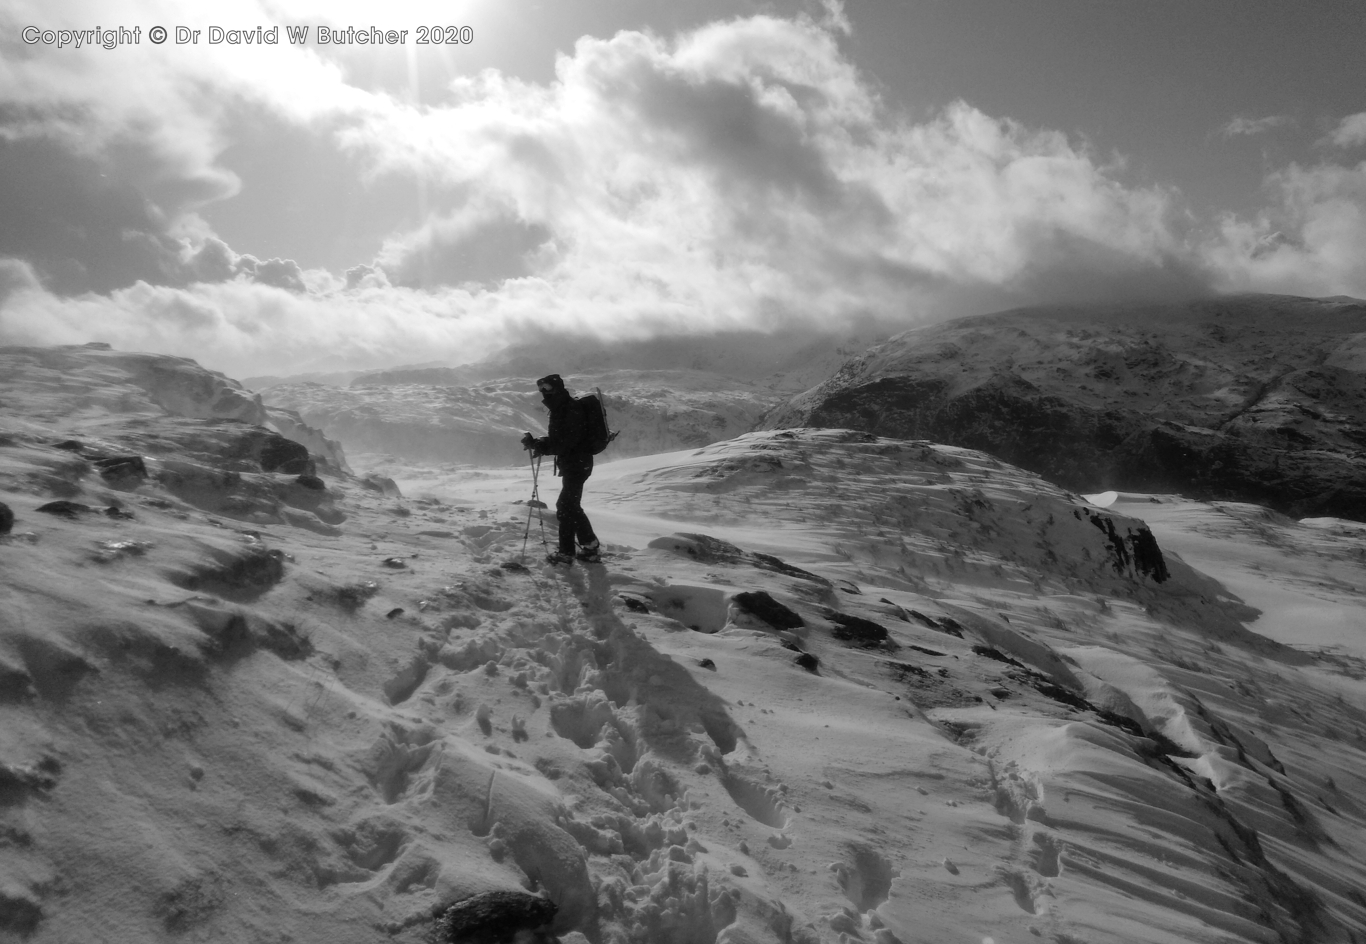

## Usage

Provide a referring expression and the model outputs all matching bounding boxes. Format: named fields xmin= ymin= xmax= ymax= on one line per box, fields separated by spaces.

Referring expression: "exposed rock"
xmin=731 ymin=591 xmax=805 ymax=630
xmin=763 ymin=294 xmax=1366 ymax=520
xmin=0 ymin=501 xmax=12 ymax=534
xmin=93 ymin=455 xmax=148 ymax=484
xmin=35 ymin=500 xmax=92 ymax=517
xmin=5 ymin=346 xmax=268 ymax=422
xmin=169 ymin=546 xmax=286 ymax=601
xmin=0 ymin=345 xmax=346 ymax=476
xmin=360 ymin=474 xmax=402 ymax=498
xmin=648 ymin=533 xmax=832 ymax=589
xmin=258 ymin=434 xmax=312 ymax=475
xmin=827 ymin=612 xmax=895 ymax=649
xmin=181 ymin=602 xmax=313 ymax=661
xmin=331 ymin=580 xmax=380 ymax=612
xmin=619 ymin=594 xmax=650 ymax=613
xmin=264 ymin=405 xmax=350 ymax=474
xmin=935 ymin=616 xmax=965 ymax=638
xmin=972 ymin=645 xmax=1026 ymax=668
xmin=1081 ymin=507 xmax=1169 ymax=582
xmin=0 ymin=886 xmax=43 ymax=935
xmin=0 ymin=756 xmax=60 ymax=804
xmin=433 ymin=889 xmax=557 ymax=944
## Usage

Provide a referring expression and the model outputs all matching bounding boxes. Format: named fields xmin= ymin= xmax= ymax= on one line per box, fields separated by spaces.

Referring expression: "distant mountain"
xmin=762 ymin=294 xmax=1366 ymax=520
xmin=372 ymin=329 xmax=875 ymax=390
xmin=239 ymin=370 xmax=365 ymax=391
xmin=259 ymin=329 xmax=879 ymax=466
xmin=264 ymin=370 xmax=785 ymax=466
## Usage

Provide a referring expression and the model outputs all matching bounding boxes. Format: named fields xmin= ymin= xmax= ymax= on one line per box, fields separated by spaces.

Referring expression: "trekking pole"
xmin=534 ymin=455 xmax=549 ymax=552
xmin=521 ymin=449 xmax=539 ymax=561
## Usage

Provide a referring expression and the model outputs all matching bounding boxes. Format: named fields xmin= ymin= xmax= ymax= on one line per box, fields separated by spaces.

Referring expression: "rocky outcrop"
xmin=263 ymin=406 xmax=349 ymax=474
xmin=763 ymin=294 xmax=1366 ymax=521
xmin=433 ymin=890 xmax=557 ymax=943
xmin=0 ymin=344 xmax=349 ymax=473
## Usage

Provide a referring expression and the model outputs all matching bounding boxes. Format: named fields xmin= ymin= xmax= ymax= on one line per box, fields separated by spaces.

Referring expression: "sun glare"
xmin=263 ymin=0 xmax=487 ymax=30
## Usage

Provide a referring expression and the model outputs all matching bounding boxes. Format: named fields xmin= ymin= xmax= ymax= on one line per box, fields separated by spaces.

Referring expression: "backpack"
xmin=576 ymin=387 xmax=618 ymax=455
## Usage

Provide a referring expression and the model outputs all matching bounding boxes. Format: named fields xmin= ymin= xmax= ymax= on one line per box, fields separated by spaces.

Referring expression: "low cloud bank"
xmin=2 ymin=3 xmax=1365 ymax=377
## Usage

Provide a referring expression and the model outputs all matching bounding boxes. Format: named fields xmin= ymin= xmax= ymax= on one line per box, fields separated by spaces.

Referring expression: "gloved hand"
xmin=521 ymin=432 xmax=536 ymax=451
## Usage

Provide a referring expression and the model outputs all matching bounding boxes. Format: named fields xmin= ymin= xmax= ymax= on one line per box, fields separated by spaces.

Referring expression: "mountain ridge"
xmin=762 ymin=293 xmax=1366 ymax=521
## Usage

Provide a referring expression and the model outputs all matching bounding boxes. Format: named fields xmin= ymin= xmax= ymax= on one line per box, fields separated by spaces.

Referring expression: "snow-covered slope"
xmin=1 ymin=344 xmax=350 ymax=474
xmin=5 ymin=354 xmax=1365 ymax=944
xmin=763 ymin=294 xmax=1366 ymax=521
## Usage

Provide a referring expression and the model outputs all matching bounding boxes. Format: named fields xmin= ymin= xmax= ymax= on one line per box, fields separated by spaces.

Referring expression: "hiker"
xmin=522 ymin=374 xmax=602 ymax=564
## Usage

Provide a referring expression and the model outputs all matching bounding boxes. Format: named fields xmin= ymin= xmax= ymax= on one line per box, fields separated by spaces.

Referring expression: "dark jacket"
xmin=535 ymin=389 xmax=593 ymax=477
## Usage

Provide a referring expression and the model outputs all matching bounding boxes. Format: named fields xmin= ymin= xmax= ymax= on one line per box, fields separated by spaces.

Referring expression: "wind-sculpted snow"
xmin=4 ymin=360 xmax=1366 ymax=943
xmin=764 ymin=293 xmax=1366 ymax=522
xmin=0 ymin=344 xmax=349 ymax=474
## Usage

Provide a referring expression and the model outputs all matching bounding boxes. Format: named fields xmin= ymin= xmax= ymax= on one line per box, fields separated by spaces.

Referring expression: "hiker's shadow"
xmin=550 ymin=563 xmax=611 ymax=636
xmin=581 ymin=563 xmax=614 ymax=619
xmin=567 ymin=559 xmax=747 ymax=764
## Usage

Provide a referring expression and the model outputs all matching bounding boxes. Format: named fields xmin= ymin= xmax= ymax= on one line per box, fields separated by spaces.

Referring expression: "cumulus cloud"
xmin=182 ymin=237 xmax=238 ymax=283
xmin=0 ymin=257 xmax=45 ymax=307
xmin=0 ymin=135 xmax=202 ymax=292
xmin=238 ymin=255 xmax=308 ymax=293
xmin=1323 ymin=112 xmax=1366 ymax=150
xmin=819 ymin=0 xmax=853 ymax=36
xmin=0 ymin=261 xmax=517 ymax=373
xmin=377 ymin=204 xmax=554 ymax=289
xmin=0 ymin=0 xmax=377 ymax=295
xmin=1219 ymin=115 xmax=1293 ymax=138
xmin=1204 ymin=159 xmax=1366 ymax=298
xmin=174 ymin=236 xmax=319 ymax=292
xmin=340 ymin=17 xmax=1198 ymax=324
xmin=344 ymin=264 xmax=390 ymax=290
xmin=3 ymin=2 xmax=1363 ymax=378
xmin=1201 ymin=109 xmax=1366 ymax=295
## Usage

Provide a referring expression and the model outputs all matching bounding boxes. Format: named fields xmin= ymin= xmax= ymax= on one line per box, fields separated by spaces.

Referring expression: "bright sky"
xmin=1 ymin=0 xmax=1364 ymax=376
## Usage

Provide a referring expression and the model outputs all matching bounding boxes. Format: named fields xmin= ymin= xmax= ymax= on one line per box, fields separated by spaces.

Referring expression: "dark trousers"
xmin=556 ymin=469 xmax=598 ymax=554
